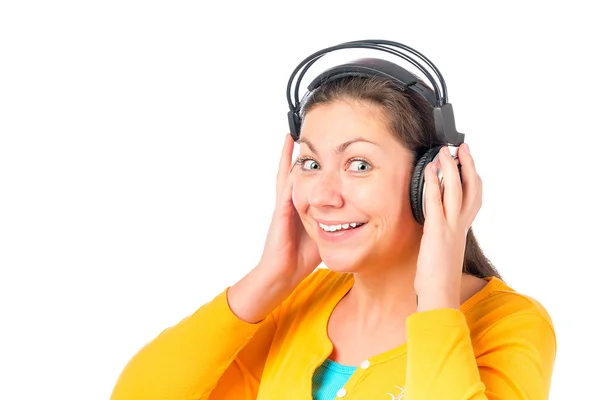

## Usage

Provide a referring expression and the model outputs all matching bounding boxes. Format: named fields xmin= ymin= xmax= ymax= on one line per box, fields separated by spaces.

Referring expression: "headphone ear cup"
xmin=410 ymin=146 xmax=442 ymax=225
xmin=287 ymin=111 xmax=301 ymax=141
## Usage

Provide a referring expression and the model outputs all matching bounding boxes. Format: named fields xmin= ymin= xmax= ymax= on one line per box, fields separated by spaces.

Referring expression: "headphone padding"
xmin=410 ymin=146 xmax=441 ymax=225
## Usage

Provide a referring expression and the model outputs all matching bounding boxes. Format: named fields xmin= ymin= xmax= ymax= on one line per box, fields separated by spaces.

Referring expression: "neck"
xmin=345 ymin=248 xmax=420 ymax=327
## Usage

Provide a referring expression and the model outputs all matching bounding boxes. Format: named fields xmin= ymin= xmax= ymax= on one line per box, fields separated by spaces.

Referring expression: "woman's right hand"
xmin=227 ymin=134 xmax=321 ymax=323
xmin=258 ymin=133 xmax=321 ymax=284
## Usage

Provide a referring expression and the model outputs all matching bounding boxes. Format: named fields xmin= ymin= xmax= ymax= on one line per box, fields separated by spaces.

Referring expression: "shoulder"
xmin=465 ymin=276 xmax=556 ymax=348
xmin=280 ymin=267 xmax=352 ymax=314
xmin=470 ymin=277 xmax=553 ymax=321
xmin=288 ymin=267 xmax=351 ymax=300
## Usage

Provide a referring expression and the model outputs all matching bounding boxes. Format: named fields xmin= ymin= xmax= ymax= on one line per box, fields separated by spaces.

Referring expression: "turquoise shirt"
xmin=312 ymin=359 xmax=357 ymax=400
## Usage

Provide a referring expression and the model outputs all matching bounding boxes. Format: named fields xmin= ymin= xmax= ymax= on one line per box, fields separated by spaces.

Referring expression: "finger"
xmin=438 ymin=146 xmax=463 ymax=225
xmin=457 ymin=143 xmax=482 ymax=226
xmin=423 ymin=161 xmax=445 ymax=226
xmin=274 ymin=170 xmax=298 ymax=224
xmin=276 ymin=134 xmax=295 ymax=204
xmin=278 ymin=170 xmax=295 ymax=210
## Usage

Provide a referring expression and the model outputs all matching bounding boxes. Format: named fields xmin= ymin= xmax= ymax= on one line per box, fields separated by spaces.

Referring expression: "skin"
xmin=291 ymin=99 xmax=487 ymax=365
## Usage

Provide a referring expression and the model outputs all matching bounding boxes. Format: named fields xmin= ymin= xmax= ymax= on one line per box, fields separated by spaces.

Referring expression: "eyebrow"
xmin=297 ymin=137 xmax=378 ymax=154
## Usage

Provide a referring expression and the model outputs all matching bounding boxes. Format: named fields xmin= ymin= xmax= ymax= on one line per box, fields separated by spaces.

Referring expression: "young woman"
xmin=111 ymin=41 xmax=556 ymax=400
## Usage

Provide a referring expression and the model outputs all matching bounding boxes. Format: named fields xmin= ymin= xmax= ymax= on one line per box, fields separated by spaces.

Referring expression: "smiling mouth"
xmin=318 ymin=222 xmax=366 ymax=232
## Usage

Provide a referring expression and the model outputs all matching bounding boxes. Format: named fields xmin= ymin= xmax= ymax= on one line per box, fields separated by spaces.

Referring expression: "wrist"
xmin=254 ymin=261 xmax=303 ymax=295
xmin=227 ymin=263 xmax=297 ymax=324
xmin=415 ymin=285 xmax=461 ymax=312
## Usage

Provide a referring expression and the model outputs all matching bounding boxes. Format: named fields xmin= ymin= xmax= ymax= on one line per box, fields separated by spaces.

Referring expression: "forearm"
xmin=405 ymin=308 xmax=555 ymax=400
xmin=227 ymin=262 xmax=299 ymax=324
xmin=406 ymin=308 xmax=486 ymax=400
xmin=111 ymin=288 xmax=266 ymax=400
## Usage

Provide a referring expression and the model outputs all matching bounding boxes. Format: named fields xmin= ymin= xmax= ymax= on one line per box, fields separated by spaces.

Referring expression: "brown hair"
xmin=300 ymin=75 xmax=501 ymax=279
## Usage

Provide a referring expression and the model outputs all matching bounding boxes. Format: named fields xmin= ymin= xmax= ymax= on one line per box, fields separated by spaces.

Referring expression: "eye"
xmin=348 ymin=159 xmax=372 ymax=172
xmin=298 ymin=158 xmax=320 ymax=171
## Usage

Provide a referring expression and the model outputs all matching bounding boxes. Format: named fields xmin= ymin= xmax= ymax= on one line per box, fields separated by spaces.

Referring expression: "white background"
xmin=1 ymin=1 xmax=598 ymax=399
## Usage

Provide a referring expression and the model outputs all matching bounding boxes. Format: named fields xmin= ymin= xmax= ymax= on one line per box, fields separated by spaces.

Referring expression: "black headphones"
xmin=286 ymin=39 xmax=465 ymax=225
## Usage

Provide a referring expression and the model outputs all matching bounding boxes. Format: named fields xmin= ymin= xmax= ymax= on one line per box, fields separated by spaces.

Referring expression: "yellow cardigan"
xmin=111 ymin=268 xmax=556 ymax=399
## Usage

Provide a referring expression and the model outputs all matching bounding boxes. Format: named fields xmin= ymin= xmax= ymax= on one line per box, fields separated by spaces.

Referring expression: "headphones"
xmin=286 ymin=39 xmax=465 ymax=225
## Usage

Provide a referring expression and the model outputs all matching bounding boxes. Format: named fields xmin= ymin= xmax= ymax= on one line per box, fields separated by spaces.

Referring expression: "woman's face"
xmin=292 ymin=100 xmax=422 ymax=273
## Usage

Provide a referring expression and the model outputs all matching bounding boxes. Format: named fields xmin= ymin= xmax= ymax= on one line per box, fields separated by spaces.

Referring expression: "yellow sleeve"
xmin=110 ymin=288 xmax=279 ymax=400
xmin=404 ymin=308 xmax=556 ymax=400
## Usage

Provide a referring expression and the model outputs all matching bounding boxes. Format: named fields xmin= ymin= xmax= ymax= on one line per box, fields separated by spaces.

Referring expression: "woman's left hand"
xmin=414 ymin=143 xmax=482 ymax=312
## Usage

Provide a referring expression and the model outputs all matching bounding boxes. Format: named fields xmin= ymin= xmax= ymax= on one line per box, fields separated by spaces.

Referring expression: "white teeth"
xmin=319 ymin=222 xmax=364 ymax=232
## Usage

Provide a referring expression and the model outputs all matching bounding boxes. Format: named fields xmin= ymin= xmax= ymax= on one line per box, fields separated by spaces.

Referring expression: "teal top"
xmin=312 ymin=358 xmax=357 ymax=400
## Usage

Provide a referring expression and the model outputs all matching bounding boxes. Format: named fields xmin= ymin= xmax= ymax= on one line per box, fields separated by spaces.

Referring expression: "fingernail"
xmin=442 ymin=146 xmax=450 ymax=156
xmin=463 ymin=143 xmax=470 ymax=154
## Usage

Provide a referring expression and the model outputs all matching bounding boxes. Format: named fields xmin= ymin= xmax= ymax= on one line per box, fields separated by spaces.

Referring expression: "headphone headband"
xmin=286 ymin=39 xmax=464 ymax=146
xmin=306 ymin=58 xmax=438 ymax=109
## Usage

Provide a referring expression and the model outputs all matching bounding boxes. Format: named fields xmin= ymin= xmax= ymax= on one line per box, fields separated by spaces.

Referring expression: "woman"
xmin=110 ymin=43 xmax=556 ymax=400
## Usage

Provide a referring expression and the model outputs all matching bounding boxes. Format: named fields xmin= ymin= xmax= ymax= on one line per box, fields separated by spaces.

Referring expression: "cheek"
xmin=344 ymin=176 xmax=408 ymax=215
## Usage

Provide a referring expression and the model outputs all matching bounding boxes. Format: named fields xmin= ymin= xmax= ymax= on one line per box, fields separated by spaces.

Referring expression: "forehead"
xmin=300 ymin=100 xmax=392 ymax=145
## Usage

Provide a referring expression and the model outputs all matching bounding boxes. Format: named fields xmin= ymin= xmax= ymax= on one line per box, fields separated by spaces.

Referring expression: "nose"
xmin=308 ymin=172 xmax=344 ymax=209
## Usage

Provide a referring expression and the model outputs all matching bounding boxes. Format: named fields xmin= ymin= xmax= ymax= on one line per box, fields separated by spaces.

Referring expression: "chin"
xmin=311 ymin=221 xmax=382 ymax=273
xmin=318 ymin=245 xmax=372 ymax=274
xmin=314 ymin=226 xmax=418 ymax=275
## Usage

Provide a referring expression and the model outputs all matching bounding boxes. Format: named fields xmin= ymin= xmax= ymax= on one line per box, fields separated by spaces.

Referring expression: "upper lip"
xmin=314 ymin=219 xmax=366 ymax=225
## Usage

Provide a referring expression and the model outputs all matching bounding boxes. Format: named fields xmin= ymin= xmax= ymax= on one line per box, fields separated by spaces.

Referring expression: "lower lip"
xmin=317 ymin=223 xmax=367 ymax=243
